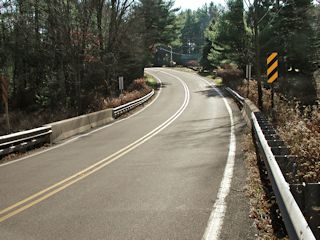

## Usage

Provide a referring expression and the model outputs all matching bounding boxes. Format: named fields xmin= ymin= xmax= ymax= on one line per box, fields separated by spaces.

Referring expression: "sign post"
xmin=119 ymin=76 xmax=124 ymax=94
xmin=246 ymin=64 xmax=252 ymax=97
xmin=1 ymin=75 xmax=11 ymax=133
xmin=267 ymin=52 xmax=279 ymax=110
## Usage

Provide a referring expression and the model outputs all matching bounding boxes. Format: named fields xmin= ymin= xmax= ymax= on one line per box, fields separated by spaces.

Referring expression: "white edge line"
xmin=0 ymin=72 xmax=163 ymax=168
xmin=164 ymin=68 xmax=236 ymax=239
xmin=197 ymin=75 xmax=236 ymax=240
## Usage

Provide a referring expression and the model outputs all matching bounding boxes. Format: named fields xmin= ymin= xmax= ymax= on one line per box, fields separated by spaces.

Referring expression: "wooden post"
xmin=271 ymin=84 xmax=275 ymax=109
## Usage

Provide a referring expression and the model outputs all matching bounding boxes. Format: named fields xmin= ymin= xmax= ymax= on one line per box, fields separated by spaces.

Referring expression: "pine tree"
xmin=137 ymin=0 xmax=178 ymax=65
xmin=201 ymin=37 xmax=214 ymax=70
xmin=205 ymin=0 xmax=247 ymax=69
xmin=270 ymin=0 xmax=316 ymax=74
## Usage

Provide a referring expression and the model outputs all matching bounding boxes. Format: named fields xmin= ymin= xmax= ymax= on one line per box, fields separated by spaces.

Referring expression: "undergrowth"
xmin=103 ymin=78 xmax=152 ymax=108
xmin=237 ymin=80 xmax=320 ymax=183
xmin=242 ymin=132 xmax=288 ymax=240
xmin=0 ymin=78 xmax=153 ymax=136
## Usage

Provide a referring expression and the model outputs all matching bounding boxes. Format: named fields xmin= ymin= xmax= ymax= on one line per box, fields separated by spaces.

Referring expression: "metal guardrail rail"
xmin=0 ymin=90 xmax=155 ymax=158
xmin=0 ymin=126 xmax=52 ymax=158
xmin=225 ymin=87 xmax=245 ymax=106
xmin=225 ymin=86 xmax=316 ymax=239
xmin=252 ymin=112 xmax=316 ymax=239
xmin=113 ymin=89 xmax=155 ymax=118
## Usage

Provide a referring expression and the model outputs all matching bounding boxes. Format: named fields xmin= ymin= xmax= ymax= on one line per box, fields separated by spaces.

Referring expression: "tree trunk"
xmin=254 ymin=0 xmax=263 ymax=110
xmin=96 ymin=0 xmax=104 ymax=59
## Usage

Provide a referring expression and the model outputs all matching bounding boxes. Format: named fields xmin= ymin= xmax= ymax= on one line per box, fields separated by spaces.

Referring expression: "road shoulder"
xmin=219 ymin=98 xmax=258 ymax=240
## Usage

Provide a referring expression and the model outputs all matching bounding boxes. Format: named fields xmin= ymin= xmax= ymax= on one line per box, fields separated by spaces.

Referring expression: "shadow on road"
xmin=195 ymin=86 xmax=232 ymax=99
xmin=158 ymin=116 xmax=244 ymax=149
xmin=159 ymin=82 xmax=171 ymax=89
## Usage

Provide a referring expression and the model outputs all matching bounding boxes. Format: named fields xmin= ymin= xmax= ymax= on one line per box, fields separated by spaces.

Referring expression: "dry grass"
xmin=237 ymin=80 xmax=320 ymax=183
xmin=242 ymin=132 xmax=289 ymax=240
xmin=0 ymin=78 xmax=153 ymax=136
xmin=242 ymin=132 xmax=274 ymax=239
xmin=274 ymin=101 xmax=320 ymax=183
xmin=103 ymin=78 xmax=152 ymax=109
xmin=0 ymin=109 xmax=75 ymax=135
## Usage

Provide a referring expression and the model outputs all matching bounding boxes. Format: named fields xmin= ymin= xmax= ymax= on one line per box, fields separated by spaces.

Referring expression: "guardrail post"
xmin=0 ymin=127 xmax=52 ymax=159
xmin=226 ymin=87 xmax=317 ymax=239
xmin=252 ymin=112 xmax=317 ymax=239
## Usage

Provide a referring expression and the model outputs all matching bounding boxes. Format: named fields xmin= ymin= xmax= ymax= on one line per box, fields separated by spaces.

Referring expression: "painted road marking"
xmin=0 ymin=71 xmax=190 ymax=223
xmin=165 ymin=68 xmax=236 ymax=240
xmin=199 ymin=77 xmax=236 ymax=240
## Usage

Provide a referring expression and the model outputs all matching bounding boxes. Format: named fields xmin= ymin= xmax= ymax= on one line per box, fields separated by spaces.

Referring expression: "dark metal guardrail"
xmin=0 ymin=126 xmax=52 ymax=158
xmin=113 ymin=89 xmax=155 ymax=118
xmin=252 ymin=112 xmax=316 ymax=239
xmin=225 ymin=87 xmax=245 ymax=107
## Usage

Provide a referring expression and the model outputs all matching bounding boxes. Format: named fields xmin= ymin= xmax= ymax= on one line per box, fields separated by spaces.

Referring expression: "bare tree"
xmin=244 ymin=0 xmax=264 ymax=110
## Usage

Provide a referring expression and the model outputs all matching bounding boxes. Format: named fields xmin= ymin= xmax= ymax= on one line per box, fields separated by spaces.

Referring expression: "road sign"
xmin=267 ymin=52 xmax=278 ymax=84
xmin=119 ymin=76 xmax=124 ymax=92
xmin=245 ymin=64 xmax=252 ymax=97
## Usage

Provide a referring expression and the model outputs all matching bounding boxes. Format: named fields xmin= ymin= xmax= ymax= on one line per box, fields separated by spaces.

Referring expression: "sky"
xmin=174 ymin=0 xmax=226 ymax=10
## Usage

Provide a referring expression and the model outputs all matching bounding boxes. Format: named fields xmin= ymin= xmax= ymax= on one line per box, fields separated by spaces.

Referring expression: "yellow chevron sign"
xmin=267 ymin=52 xmax=278 ymax=84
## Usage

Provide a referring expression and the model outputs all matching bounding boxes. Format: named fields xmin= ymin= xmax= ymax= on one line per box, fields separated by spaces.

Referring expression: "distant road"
xmin=0 ymin=68 xmax=255 ymax=239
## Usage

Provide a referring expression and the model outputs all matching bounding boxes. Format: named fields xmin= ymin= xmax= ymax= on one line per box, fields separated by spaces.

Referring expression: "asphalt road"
xmin=0 ymin=68 xmax=255 ymax=239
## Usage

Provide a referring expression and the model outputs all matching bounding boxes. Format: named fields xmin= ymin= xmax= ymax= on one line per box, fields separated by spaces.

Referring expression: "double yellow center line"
xmin=0 ymin=71 xmax=190 ymax=223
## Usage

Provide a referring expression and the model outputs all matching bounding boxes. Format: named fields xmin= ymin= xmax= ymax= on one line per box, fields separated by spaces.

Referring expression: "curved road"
xmin=0 ymin=68 xmax=255 ymax=239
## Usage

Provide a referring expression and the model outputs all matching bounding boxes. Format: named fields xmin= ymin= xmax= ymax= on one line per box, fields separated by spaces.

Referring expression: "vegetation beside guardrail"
xmin=225 ymin=87 xmax=318 ymax=239
xmin=237 ymin=80 xmax=320 ymax=184
xmin=113 ymin=90 xmax=154 ymax=118
xmin=103 ymin=79 xmax=153 ymax=110
xmin=252 ymin=112 xmax=316 ymax=239
xmin=0 ymin=84 xmax=156 ymax=159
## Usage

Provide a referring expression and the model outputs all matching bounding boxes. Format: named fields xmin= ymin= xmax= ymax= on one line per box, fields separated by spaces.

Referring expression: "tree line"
xmin=0 ymin=0 xmax=177 ymax=115
xmin=153 ymin=0 xmax=319 ymax=106
xmin=1 ymin=0 xmax=319 ymax=119
xmin=153 ymin=3 xmax=221 ymax=66
xmin=201 ymin=0 xmax=320 ymax=106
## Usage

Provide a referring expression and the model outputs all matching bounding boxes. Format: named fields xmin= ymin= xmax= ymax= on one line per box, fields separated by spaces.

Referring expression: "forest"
xmin=201 ymin=0 xmax=320 ymax=108
xmin=0 ymin=0 xmax=320 ymax=134
xmin=0 ymin=0 xmax=178 ymax=113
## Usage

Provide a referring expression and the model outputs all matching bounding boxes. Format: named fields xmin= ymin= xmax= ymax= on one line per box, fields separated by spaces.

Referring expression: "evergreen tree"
xmin=268 ymin=0 xmax=316 ymax=74
xmin=179 ymin=4 xmax=220 ymax=55
xmin=201 ymin=37 xmax=214 ymax=70
xmin=205 ymin=0 xmax=247 ymax=69
xmin=137 ymin=0 xmax=179 ymax=65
